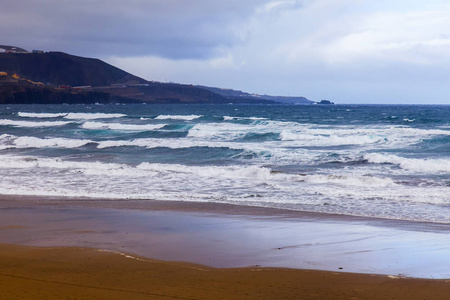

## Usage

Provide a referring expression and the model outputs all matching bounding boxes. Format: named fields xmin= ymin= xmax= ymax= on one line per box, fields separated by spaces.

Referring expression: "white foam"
xmin=187 ymin=122 xmax=251 ymax=139
xmin=96 ymin=138 xmax=274 ymax=161
xmin=0 ymin=155 xmax=287 ymax=181
xmin=187 ymin=122 xmax=403 ymax=148
xmin=81 ymin=122 xmax=166 ymax=131
xmin=223 ymin=116 xmax=268 ymax=121
xmin=95 ymin=137 xmax=318 ymax=167
xmin=155 ymin=115 xmax=202 ymax=121
xmin=0 ymin=155 xmax=130 ymax=172
xmin=280 ymin=130 xmax=386 ymax=146
xmin=64 ymin=113 xmax=126 ymax=120
xmin=18 ymin=112 xmax=68 ymax=118
xmin=13 ymin=136 xmax=93 ymax=149
xmin=0 ymin=134 xmax=93 ymax=150
xmin=0 ymin=153 xmax=449 ymax=223
xmin=365 ymin=153 xmax=450 ymax=173
xmin=97 ymin=138 xmax=207 ymax=149
xmin=186 ymin=121 xmax=288 ymax=140
xmin=304 ymin=174 xmax=396 ymax=187
xmin=136 ymin=163 xmax=277 ymax=180
xmin=0 ymin=119 xmax=71 ymax=127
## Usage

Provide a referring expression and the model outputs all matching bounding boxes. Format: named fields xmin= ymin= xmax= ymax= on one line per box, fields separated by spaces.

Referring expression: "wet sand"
xmin=2 ymin=244 xmax=450 ymax=300
xmin=1 ymin=198 xmax=450 ymax=299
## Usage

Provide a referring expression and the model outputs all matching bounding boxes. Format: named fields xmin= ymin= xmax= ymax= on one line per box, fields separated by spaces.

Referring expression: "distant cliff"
xmin=198 ymin=86 xmax=313 ymax=104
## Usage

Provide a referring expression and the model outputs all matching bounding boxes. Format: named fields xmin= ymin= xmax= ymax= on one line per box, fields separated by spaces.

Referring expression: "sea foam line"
xmin=223 ymin=116 xmax=268 ymax=121
xmin=0 ymin=119 xmax=72 ymax=127
xmin=81 ymin=121 xmax=166 ymax=131
xmin=64 ymin=113 xmax=127 ymax=120
xmin=18 ymin=112 xmax=68 ymax=118
xmin=155 ymin=114 xmax=202 ymax=121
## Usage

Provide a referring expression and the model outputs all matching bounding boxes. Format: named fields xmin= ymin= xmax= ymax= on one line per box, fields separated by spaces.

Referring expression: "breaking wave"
xmin=81 ymin=122 xmax=166 ymax=131
xmin=155 ymin=115 xmax=202 ymax=121
xmin=0 ymin=134 xmax=93 ymax=149
xmin=18 ymin=112 xmax=68 ymax=118
xmin=0 ymin=119 xmax=72 ymax=127
xmin=365 ymin=153 xmax=450 ymax=173
xmin=64 ymin=113 xmax=127 ymax=120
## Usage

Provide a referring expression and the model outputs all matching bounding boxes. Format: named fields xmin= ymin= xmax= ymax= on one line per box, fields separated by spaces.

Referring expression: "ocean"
xmin=0 ymin=104 xmax=449 ymax=223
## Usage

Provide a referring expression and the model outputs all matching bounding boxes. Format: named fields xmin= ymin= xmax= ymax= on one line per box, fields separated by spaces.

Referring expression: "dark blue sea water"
xmin=0 ymin=104 xmax=449 ymax=223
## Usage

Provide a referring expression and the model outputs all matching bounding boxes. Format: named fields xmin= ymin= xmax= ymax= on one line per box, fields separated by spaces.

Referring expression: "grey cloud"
xmin=0 ymin=0 xmax=271 ymax=58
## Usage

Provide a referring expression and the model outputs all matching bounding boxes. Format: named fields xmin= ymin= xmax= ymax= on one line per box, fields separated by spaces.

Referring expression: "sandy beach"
xmin=1 ymin=198 xmax=450 ymax=299
xmin=3 ymin=244 xmax=450 ymax=300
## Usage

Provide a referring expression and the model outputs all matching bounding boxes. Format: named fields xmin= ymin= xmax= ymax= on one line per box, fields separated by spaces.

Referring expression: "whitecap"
xmin=0 ymin=134 xmax=94 ymax=149
xmin=13 ymin=136 xmax=93 ymax=149
xmin=279 ymin=130 xmax=385 ymax=146
xmin=364 ymin=153 xmax=450 ymax=173
xmin=223 ymin=116 xmax=268 ymax=121
xmin=0 ymin=119 xmax=72 ymax=127
xmin=81 ymin=122 xmax=166 ymax=131
xmin=155 ymin=115 xmax=202 ymax=121
xmin=64 ymin=113 xmax=126 ymax=120
xmin=18 ymin=112 xmax=68 ymax=118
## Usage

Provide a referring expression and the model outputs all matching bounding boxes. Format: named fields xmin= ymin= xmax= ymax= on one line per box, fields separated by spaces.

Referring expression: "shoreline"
xmin=2 ymin=197 xmax=450 ymax=279
xmin=2 ymin=195 xmax=450 ymax=234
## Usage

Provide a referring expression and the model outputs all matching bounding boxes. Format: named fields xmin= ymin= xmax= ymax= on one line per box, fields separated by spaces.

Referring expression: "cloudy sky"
xmin=2 ymin=0 xmax=450 ymax=104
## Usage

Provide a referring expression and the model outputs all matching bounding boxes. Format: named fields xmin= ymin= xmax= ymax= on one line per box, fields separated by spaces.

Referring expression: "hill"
xmin=0 ymin=51 xmax=233 ymax=104
xmin=0 ymin=72 xmax=137 ymax=104
xmin=0 ymin=46 xmax=314 ymax=104
xmin=0 ymin=51 xmax=147 ymax=87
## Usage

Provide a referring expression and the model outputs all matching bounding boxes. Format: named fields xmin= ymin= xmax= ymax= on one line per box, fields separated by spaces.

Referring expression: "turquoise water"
xmin=0 ymin=104 xmax=449 ymax=223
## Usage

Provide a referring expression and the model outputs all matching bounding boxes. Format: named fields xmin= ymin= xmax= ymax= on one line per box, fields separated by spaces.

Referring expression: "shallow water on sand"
xmin=1 ymin=202 xmax=450 ymax=279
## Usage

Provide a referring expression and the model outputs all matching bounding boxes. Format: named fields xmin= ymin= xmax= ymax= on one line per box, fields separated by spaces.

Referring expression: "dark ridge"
xmin=0 ymin=80 xmax=139 ymax=104
xmin=0 ymin=51 xmax=146 ymax=87
xmin=94 ymin=82 xmax=262 ymax=104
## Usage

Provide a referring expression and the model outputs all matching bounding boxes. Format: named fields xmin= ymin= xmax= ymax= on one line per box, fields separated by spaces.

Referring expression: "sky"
xmin=2 ymin=0 xmax=450 ymax=104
